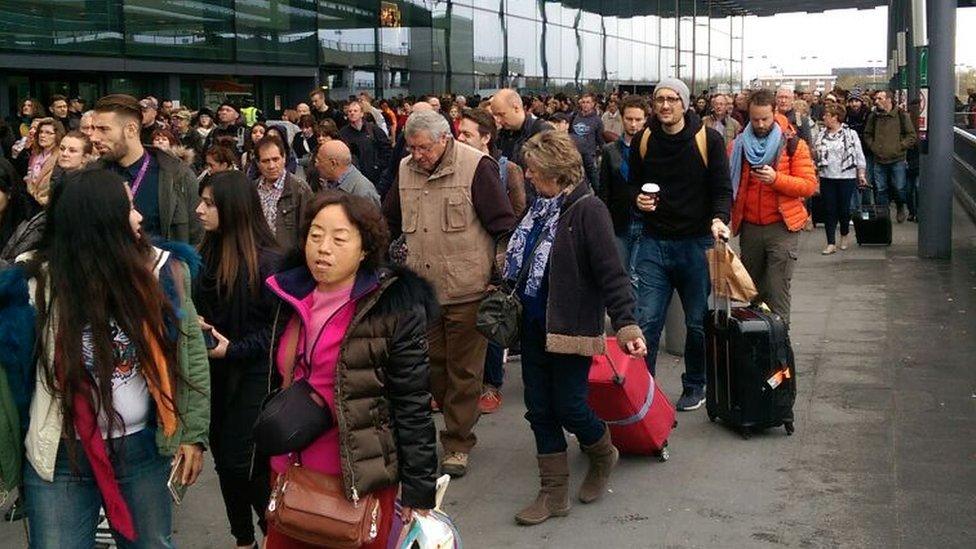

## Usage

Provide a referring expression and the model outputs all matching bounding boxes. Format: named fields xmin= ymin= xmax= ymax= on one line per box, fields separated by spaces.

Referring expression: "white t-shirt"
xmin=82 ymin=321 xmax=150 ymax=439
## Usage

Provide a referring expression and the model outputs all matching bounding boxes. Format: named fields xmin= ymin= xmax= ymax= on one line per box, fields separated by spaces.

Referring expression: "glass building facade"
xmin=0 ymin=0 xmax=743 ymax=113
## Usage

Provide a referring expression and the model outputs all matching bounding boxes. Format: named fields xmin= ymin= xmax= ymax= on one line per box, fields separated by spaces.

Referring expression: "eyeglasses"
xmin=653 ymin=96 xmax=682 ymax=106
xmin=407 ymin=142 xmax=437 ymax=154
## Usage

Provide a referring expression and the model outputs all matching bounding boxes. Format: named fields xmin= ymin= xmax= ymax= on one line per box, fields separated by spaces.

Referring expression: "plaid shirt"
xmin=257 ymin=172 xmax=287 ymax=231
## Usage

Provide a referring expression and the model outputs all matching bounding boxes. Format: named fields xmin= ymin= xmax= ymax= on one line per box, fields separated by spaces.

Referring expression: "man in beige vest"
xmin=383 ymin=110 xmax=517 ymax=477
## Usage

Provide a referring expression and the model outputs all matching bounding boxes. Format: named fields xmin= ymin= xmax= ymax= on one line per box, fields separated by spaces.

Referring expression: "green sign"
xmin=919 ymin=46 xmax=928 ymax=87
xmin=900 ymin=70 xmax=908 ymax=88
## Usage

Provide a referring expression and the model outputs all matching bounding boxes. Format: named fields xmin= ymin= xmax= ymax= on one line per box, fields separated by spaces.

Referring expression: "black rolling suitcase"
xmin=852 ymin=187 xmax=892 ymax=246
xmin=705 ymin=304 xmax=797 ymax=438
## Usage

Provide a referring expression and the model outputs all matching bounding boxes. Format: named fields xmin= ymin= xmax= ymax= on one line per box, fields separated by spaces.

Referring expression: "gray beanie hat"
xmin=654 ymin=78 xmax=691 ymax=111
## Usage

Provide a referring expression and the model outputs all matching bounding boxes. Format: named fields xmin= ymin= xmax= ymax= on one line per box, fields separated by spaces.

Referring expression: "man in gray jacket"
xmin=253 ymin=137 xmax=312 ymax=251
xmin=316 ymin=140 xmax=380 ymax=206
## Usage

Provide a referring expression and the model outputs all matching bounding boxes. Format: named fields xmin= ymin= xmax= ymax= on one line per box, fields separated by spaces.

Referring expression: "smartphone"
xmin=167 ymin=453 xmax=188 ymax=505
xmin=750 ymin=164 xmax=766 ymax=171
xmin=202 ymin=328 xmax=217 ymax=350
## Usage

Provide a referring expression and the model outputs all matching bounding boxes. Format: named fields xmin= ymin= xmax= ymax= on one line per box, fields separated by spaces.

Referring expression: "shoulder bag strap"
xmin=639 ymin=128 xmax=651 ymax=160
xmin=695 ymin=126 xmax=708 ymax=168
xmin=279 ymin=319 xmax=301 ymax=388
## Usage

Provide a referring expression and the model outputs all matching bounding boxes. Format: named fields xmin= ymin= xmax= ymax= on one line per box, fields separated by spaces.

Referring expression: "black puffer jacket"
xmin=266 ymin=264 xmax=439 ymax=509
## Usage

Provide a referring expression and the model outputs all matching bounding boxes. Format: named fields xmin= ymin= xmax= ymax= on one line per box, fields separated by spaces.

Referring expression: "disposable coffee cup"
xmin=641 ymin=183 xmax=660 ymax=198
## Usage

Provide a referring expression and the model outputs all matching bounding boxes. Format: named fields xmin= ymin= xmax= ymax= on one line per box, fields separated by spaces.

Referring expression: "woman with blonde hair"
xmin=505 ymin=130 xmax=646 ymax=526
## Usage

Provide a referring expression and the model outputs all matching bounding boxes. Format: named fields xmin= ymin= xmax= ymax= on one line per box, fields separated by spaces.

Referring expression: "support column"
xmin=918 ymin=0 xmax=955 ymax=258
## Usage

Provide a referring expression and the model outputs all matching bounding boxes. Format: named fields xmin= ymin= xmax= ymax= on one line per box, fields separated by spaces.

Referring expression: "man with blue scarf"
xmin=628 ymin=78 xmax=733 ymax=412
xmin=728 ymin=89 xmax=818 ymax=325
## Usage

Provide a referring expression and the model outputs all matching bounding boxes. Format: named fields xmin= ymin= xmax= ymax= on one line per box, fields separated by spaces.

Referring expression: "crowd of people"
xmin=0 ymin=79 xmax=919 ymax=547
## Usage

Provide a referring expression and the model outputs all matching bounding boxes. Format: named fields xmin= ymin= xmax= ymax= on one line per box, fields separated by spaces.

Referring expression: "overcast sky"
xmin=741 ymin=6 xmax=976 ymax=79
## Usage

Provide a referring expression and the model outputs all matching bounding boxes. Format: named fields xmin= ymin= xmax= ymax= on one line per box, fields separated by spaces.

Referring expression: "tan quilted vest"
xmin=397 ymin=140 xmax=494 ymax=305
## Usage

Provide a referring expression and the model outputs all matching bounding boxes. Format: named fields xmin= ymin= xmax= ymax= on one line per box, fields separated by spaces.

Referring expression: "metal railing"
xmin=953 ymin=126 xmax=976 ymax=221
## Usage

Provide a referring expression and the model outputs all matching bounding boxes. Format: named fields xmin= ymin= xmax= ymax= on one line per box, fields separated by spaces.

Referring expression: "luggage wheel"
xmin=673 ymin=420 xmax=678 ymax=428
xmin=657 ymin=446 xmax=670 ymax=462
xmin=706 ymin=413 xmax=716 ymax=423
xmin=784 ymin=422 xmax=795 ymax=436
xmin=739 ymin=427 xmax=752 ymax=440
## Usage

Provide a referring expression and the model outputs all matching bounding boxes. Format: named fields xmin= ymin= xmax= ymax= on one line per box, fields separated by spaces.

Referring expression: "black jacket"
xmin=339 ymin=122 xmax=391 ymax=185
xmin=194 ymin=247 xmax=281 ymax=471
xmin=497 ymin=114 xmax=553 ymax=169
xmin=627 ymin=111 xmax=733 ymax=239
xmin=267 ymin=265 xmax=439 ymax=508
xmin=533 ymin=182 xmax=642 ymax=356
xmin=597 ymin=139 xmax=632 ymax=234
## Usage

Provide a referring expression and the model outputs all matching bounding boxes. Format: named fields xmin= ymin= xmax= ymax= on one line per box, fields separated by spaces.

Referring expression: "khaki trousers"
xmin=738 ymin=222 xmax=800 ymax=324
xmin=428 ymin=300 xmax=488 ymax=453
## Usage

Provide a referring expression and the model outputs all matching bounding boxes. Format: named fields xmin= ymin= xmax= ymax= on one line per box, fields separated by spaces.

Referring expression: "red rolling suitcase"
xmin=587 ymin=338 xmax=676 ymax=461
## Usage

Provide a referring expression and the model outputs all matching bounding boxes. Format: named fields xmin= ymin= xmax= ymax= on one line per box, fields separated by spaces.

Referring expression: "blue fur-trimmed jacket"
xmin=0 ymin=242 xmax=211 ymax=492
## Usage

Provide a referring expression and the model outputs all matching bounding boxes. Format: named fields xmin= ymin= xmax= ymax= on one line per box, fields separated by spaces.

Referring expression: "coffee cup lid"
xmin=642 ymin=183 xmax=660 ymax=193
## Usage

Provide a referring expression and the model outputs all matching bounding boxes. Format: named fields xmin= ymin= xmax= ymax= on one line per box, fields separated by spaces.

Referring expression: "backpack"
xmin=639 ymin=126 xmax=709 ymax=168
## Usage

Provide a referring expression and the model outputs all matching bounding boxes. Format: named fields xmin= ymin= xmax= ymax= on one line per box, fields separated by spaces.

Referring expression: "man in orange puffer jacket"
xmin=728 ymin=89 xmax=818 ymax=324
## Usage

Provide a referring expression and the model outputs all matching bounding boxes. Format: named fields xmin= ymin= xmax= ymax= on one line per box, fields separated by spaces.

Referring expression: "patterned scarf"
xmin=815 ymin=124 xmax=858 ymax=174
xmin=503 ymin=191 xmax=566 ymax=297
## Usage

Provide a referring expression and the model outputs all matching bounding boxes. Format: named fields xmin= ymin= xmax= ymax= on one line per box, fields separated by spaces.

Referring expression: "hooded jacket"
xmin=0 ymin=242 xmax=210 ymax=487
xmin=264 ymin=265 xmax=438 ymax=509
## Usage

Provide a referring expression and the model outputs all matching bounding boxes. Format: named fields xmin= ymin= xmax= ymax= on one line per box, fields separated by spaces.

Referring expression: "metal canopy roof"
xmin=570 ymin=1 xmax=974 ymax=19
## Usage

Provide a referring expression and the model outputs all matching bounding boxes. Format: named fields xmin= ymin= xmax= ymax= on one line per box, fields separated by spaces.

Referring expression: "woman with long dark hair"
xmin=0 ymin=169 xmax=211 ymax=547
xmin=0 ymin=166 xmax=38 ymax=262
xmin=193 ymin=171 xmax=280 ymax=549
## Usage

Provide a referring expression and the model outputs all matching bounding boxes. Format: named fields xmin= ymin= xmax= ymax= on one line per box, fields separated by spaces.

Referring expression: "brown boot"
xmin=578 ymin=427 xmax=619 ymax=504
xmin=514 ymin=452 xmax=570 ymax=525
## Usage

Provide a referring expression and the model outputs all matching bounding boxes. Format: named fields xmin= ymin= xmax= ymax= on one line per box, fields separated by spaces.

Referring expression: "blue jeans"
xmin=24 ymin=429 xmax=174 ymax=549
xmin=521 ymin=319 xmax=606 ymax=454
xmin=873 ymin=160 xmax=908 ymax=207
xmin=633 ymin=234 xmax=713 ymax=391
xmin=483 ymin=341 xmax=505 ymax=389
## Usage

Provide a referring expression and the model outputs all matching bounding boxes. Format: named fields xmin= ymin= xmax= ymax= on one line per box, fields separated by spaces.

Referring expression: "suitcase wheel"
xmin=739 ymin=427 xmax=752 ymax=440
xmin=784 ymin=422 xmax=795 ymax=436
xmin=673 ymin=420 xmax=678 ymax=429
xmin=658 ymin=446 xmax=670 ymax=462
xmin=706 ymin=413 xmax=716 ymax=423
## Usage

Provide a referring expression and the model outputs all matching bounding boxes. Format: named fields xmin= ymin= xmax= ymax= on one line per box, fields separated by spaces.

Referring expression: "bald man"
xmin=378 ymin=101 xmax=436 ymax=197
xmin=491 ymin=89 xmax=552 ymax=171
xmin=317 ymin=140 xmax=380 ymax=205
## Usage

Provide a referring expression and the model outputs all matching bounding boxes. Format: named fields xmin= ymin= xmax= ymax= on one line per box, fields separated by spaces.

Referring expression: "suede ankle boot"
xmin=578 ymin=427 xmax=619 ymax=504
xmin=515 ymin=452 xmax=570 ymax=525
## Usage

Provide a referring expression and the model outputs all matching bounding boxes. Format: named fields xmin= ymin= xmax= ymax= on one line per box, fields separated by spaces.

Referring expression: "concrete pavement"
xmin=2 ymin=205 xmax=974 ymax=548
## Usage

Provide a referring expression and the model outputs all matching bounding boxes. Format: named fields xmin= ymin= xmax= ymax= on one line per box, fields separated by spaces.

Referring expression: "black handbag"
xmin=476 ymin=221 xmax=548 ymax=348
xmin=253 ymin=322 xmax=334 ymax=456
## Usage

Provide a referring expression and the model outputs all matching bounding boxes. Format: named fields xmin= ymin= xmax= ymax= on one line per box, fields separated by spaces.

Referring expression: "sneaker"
xmin=821 ymin=244 xmax=837 ymax=255
xmin=896 ymin=204 xmax=907 ymax=223
xmin=675 ymin=387 xmax=706 ymax=411
xmin=478 ymin=387 xmax=503 ymax=414
xmin=441 ymin=452 xmax=469 ymax=477
xmin=839 ymin=234 xmax=851 ymax=251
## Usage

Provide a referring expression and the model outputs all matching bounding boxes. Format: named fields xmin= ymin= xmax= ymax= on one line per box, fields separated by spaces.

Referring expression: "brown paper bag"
xmin=707 ymin=241 xmax=758 ymax=303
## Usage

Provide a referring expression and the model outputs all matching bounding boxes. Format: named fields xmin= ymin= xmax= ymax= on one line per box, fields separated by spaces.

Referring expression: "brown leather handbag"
xmin=265 ymin=320 xmax=381 ymax=547
xmin=267 ymin=460 xmax=381 ymax=547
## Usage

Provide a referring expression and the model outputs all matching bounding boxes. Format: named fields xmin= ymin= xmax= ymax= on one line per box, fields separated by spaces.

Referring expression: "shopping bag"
xmin=388 ymin=475 xmax=462 ymax=549
xmin=706 ymin=239 xmax=758 ymax=303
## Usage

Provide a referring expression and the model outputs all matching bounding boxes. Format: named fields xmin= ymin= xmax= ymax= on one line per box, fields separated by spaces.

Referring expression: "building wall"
xmin=0 ymin=0 xmax=743 ymax=113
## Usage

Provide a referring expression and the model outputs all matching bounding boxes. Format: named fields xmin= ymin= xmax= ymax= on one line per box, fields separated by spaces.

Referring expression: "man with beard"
xmin=628 ymin=78 xmax=732 ymax=412
xmin=728 ymin=89 xmax=817 ymax=325
xmin=92 ymin=94 xmax=201 ymax=243
xmin=49 ymin=95 xmax=79 ymax=131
